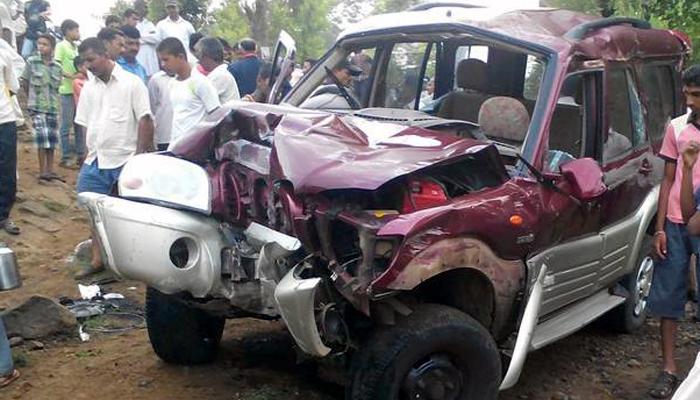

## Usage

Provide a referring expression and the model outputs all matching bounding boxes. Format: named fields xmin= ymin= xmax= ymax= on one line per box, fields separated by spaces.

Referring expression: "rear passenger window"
xmin=639 ymin=65 xmax=676 ymax=143
xmin=604 ymin=70 xmax=635 ymax=163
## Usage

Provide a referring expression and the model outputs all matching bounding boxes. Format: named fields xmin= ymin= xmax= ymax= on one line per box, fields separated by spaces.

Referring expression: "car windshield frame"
xmin=282 ymin=23 xmax=559 ymax=169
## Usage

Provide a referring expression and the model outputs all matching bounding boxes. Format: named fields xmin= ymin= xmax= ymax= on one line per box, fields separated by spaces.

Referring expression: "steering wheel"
xmin=324 ymin=66 xmax=361 ymax=110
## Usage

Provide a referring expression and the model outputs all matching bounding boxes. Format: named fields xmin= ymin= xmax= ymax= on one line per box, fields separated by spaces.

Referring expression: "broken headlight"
xmin=118 ymin=154 xmax=212 ymax=214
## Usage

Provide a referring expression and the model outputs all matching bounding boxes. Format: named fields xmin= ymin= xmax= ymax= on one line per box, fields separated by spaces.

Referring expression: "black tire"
xmin=606 ymin=235 xmax=654 ymax=333
xmin=346 ymin=303 xmax=501 ymax=400
xmin=145 ymin=287 xmax=225 ymax=364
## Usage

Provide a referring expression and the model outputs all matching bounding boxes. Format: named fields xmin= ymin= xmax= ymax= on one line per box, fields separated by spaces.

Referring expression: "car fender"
xmin=380 ymin=236 xmax=525 ymax=338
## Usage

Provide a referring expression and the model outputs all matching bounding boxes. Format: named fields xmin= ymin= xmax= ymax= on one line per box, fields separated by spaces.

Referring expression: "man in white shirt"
xmin=157 ymin=37 xmax=219 ymax=150
xmin=148 ymin=69 xmax=174 ymax=150
xmin=156 ymin=0 xmax=195 ymax=62
xmin=195 ymin=36 xmax=239 ymax=104
xmin=134 ymin=0 xmax=159 ymax=77
xmin=0 ymin=45 xmax=20 ymax=234
xmin=75 ymin=37 xmax=154 ymax=277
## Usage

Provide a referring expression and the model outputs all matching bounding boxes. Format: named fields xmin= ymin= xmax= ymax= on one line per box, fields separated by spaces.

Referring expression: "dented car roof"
xmin=338 ymin=7 xmax=687 ymax=60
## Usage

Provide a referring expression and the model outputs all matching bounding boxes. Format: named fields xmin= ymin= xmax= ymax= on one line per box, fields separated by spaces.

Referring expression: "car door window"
xmin=604 ymin=69 xmax=637 ymax=163
xmin=378 ymin=42 xmax=429 ymax=109
xmin=639 ymin=65 xmax=676 ymax=143
xmin=546 ymin=74 xmax=587 ymax=171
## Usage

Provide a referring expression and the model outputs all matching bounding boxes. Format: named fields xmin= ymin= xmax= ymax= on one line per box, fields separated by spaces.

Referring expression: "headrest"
xmin=478 ymin=96 xmax=530 ymax=142
xmin=456 ymin=58 xmax=488 ymax=91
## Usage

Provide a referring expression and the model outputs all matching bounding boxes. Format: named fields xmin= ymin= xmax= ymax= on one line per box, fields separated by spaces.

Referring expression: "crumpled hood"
xmin=271 ymin=112 xmax=490 ymax=194
xmin=169 ymin=103 xmax=494 ymax=194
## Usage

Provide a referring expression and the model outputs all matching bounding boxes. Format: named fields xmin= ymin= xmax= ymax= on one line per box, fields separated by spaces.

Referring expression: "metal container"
xmin=0 ymin=247 xmax=21 ymax=291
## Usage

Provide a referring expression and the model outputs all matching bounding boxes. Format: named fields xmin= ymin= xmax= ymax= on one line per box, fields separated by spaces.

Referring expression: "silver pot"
xmin=0 ymin=247 xmax=21 ymax=291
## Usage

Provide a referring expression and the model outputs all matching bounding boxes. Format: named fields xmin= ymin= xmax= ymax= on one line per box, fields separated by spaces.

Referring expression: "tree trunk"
xmin=242 ymin=0 xmax=269 ymax=45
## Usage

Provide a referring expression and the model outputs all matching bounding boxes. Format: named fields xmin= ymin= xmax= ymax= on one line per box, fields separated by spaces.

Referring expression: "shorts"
xmin=76 ymin=159 xmax=123 ymax=195
xmin=30 ymin=112 xmax=58 ymax=150
xmin=647 ymin=220 xmax=700 ymax=319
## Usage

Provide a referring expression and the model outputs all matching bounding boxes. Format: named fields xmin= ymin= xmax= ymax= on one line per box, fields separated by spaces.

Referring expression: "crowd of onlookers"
xmin=0 ymin=0 xmax=319 ymax=389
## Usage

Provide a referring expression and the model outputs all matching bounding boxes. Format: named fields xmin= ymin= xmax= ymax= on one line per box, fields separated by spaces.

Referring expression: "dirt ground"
xmin=1 ymin=129 xmax=700 ymax=400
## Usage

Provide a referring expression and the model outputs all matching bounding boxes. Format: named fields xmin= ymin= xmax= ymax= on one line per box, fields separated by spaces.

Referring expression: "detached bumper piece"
xmin=274 ymin=263 xmax=331 ymax=357
xmin=78 ymin=193 xmax=225 ymax=297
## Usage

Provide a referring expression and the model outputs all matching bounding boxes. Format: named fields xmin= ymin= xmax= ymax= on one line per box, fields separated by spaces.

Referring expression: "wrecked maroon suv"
xmin=79 ymin=5 xmax=690 ymax=399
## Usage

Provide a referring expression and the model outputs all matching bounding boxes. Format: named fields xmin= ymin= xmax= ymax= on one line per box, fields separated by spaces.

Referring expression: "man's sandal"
xmin=0 ymin=369 xmax=20 ymax=388
xmin=649 ymin=371 xmax=680 ymax=399
xmin=0 ymin=219 xmax=20 ymax=235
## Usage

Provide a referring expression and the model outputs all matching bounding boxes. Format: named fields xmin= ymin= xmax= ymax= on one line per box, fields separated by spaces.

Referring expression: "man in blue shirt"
xmin=227 ymin=38 xmax=260 ymax=96
xmin=116 ymin=25 xmax=147 ymax=84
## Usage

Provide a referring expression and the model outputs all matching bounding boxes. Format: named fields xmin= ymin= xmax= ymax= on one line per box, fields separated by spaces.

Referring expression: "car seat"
xmin=477 ymin=96 xmax=530 ymax=146
xmin=437 ymin=59 xmax=490 ymax=122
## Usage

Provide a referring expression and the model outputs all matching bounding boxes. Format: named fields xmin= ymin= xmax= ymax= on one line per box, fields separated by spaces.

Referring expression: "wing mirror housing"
xmin=560 ymin=158 xmax=607 ymax=201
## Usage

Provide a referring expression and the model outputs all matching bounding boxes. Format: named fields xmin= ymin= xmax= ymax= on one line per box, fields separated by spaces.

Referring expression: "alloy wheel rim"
xmin=634 ymin=256 xmax=654 ymax=317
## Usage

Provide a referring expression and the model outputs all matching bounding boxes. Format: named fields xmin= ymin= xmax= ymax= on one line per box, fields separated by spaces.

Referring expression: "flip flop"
xmin=0 ymin=369 xmax=20 ymax=388
xmin=649 ymin=371 xmax=680 ymax=399
xmin=0 ymin=219 xmax=20 ymax=235
xmin=47 ymin=173 xmax=65 ymax=182
xmin=38 ymin=174 xmax=51 ymax=182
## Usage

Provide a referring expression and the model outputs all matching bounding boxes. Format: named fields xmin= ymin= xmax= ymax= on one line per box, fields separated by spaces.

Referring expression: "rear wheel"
xmin=347 ymin=303 xmax=501 ymax=400
xmin=606 ymin=235 xmax=654 ymax=333
xmin=145 ymin=287 xmax=225 ymax=364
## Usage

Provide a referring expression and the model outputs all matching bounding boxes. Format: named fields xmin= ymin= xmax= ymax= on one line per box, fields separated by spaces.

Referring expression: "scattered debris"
xmin=61 ymin=285 xmax=145 ymax=341
xmin=1 ymin=295 xmax=77 ymax=339
xmin=78 ymin=284 xmax=101 ymax=300
xmin=78 ymin=325 xmax=90 ymax=342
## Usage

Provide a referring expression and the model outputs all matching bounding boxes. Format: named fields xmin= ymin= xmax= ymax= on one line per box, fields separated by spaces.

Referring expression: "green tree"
xmin=108 ymin=0 xmax=134 ymax=19
xmin=545 ymin=0 xmax=699 ymax=61
xmin=268 ymin=0 xmax=335 ymax=60
xmin=210 ymin=0 xmax=336 ymax=60
xmin=210 ymin=1 xmax=250 ymax=43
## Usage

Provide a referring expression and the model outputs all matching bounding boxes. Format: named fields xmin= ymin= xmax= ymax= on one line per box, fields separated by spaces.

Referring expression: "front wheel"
xmin=347 ymin=304 xmax=501 ymax=400
xmin=145 ymin=287 xmax=225 ymax=364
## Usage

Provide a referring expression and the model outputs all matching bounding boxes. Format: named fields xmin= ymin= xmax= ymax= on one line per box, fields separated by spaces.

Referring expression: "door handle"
xmin=639 ymin=159 xmax=652 ymax=176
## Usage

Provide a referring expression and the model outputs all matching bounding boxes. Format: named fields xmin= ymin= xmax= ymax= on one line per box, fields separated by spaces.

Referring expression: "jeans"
xmin=648 ymin=220 xmax=700 ymax=319
xmin=76 ymin=159 xmax=123 ymax=195
xmin=59 ymin=94 xmax=83 ymax=163
xmin=0 ymin=122 xmax=17 ymax=221
xmin=0 ymin=317 xmax=12 ymax=375
xmin=20 ymin=38 xmax=34 ymax=59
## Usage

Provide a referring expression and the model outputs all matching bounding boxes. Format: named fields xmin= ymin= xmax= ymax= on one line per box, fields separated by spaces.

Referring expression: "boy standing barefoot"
xmin=21 ymin=33 xmax=62 ymax=182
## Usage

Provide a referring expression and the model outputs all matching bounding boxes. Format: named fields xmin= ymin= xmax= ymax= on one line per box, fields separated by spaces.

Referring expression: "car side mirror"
xmin=560 ymin=158 xmax=607 ymax=201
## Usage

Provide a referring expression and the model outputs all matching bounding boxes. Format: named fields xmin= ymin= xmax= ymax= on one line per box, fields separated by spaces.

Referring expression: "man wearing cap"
xmin=299 ymin=59 xmax=362 ymax=109
xmin=156 ymin=0 xmax=195 ymax=62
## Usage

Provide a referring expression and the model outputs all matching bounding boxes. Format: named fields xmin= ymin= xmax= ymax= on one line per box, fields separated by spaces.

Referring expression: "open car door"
xmin=267 ymin=30 xmax=297 ymax=104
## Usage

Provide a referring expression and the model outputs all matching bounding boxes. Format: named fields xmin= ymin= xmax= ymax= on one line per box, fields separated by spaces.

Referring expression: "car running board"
xmin=530 ymin=290 xmax=625 ymax=350
xmin=499 ymin=267 xmax=625 ymax=391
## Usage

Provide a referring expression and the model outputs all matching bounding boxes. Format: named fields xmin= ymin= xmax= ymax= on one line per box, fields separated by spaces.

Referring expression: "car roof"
xmin=338 ymin=6 xmax=687 ymax=60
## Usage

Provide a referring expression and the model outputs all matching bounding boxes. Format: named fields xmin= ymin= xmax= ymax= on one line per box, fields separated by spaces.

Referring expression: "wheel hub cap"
xmin=403 ymin=354 xmax=462 ymax=400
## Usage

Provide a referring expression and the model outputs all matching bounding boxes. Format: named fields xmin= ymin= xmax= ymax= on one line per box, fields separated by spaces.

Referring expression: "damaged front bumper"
xmin=274 ymin=262 xmax=331 ymax=357
xmin=78 ymin=193 xmax=224 ymax=297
